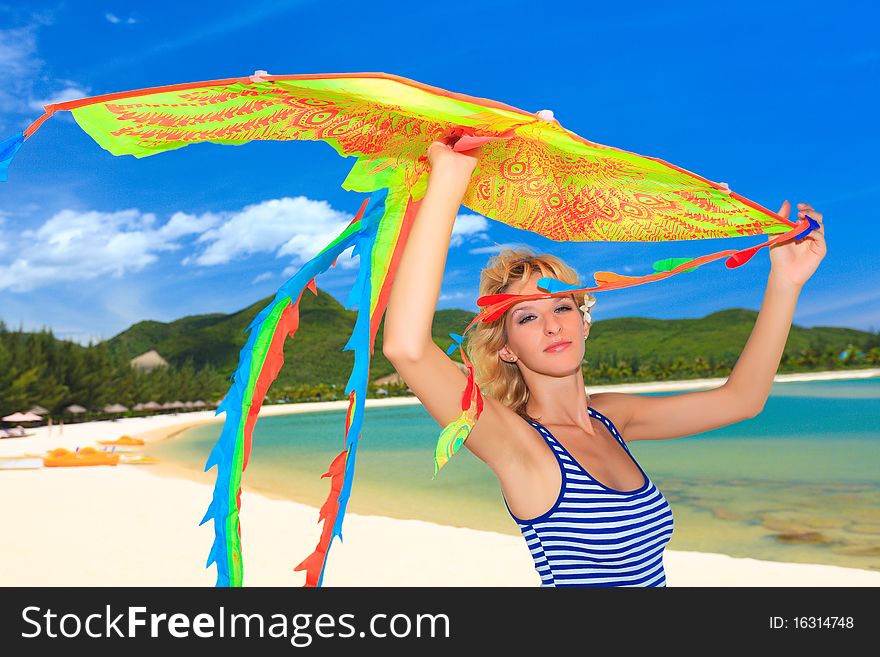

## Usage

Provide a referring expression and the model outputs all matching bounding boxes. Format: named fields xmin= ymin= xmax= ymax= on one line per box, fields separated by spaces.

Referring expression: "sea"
xmin=148 ymin=375 xmax=880 ymax=573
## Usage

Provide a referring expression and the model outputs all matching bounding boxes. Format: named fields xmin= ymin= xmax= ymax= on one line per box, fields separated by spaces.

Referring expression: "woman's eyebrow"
xmin=512 ymin=298 xmax=571 ymax=316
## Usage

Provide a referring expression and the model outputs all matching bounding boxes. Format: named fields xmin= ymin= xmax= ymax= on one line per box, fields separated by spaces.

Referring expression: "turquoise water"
xmin=149 ymin=376 xmax=880 ymax=572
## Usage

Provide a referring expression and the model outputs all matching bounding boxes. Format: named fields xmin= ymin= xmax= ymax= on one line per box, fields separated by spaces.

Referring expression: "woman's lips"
xmin=544 ymin=341 xmax=571 ymax=353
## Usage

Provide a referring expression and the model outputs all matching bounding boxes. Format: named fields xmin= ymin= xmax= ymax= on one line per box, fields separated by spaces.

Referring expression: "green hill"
xmin=585 ymin=308 xmax=871 ymax=364
xmin=3 ymin=290 xmax=878 ymax=417
xmin=106 ymin=288 xmax=476 ymax=386
xmin=105 ymin=288 xmax=879 ymax=386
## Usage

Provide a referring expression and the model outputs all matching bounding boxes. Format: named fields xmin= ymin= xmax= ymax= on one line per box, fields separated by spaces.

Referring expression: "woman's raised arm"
xmin=383 ymin=140 xmax=478 ymax=358
xmin=382 ymin=141 xmax=533 ymax=476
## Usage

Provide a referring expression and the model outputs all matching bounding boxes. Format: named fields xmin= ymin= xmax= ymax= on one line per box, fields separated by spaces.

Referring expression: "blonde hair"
xmin=466 ymin=247 xmax=582 ymax=422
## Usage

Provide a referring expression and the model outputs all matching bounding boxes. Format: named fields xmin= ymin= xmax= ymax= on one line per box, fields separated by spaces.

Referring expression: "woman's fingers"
xmin=797 ymin=202 xmax=823 ymax=236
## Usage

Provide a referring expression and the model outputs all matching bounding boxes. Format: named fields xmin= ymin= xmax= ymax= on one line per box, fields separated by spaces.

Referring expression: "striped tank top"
xmin=503 ymin=406 xmax=674 ymax=587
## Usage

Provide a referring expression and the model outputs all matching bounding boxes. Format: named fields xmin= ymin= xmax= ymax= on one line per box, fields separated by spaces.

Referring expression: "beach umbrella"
xmin=1 ymin=71 xmax=819 ymax=589
xmin=160 ymin=402 xmax=176 ymax=409
xmin=133 ymin=403 xmax=145 ymax=411
xmin=192 ymin=400 xmax=208 ymax=408
xmin=103 ymin=403 xmax=129 ymax=413
xmin=27 ymin=405 xmax=50 ymax=416
xmin=2 ymin=412 xmax=42 ymax=422
xmin=143 ymin=401 xmax=162 ymax=410
xmin=63 ymin=405 xmax=87 ymax=414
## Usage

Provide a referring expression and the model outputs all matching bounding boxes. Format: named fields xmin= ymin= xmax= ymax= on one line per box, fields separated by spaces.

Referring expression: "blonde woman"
xmin=382 ymin=139 xmax=826 ymax=587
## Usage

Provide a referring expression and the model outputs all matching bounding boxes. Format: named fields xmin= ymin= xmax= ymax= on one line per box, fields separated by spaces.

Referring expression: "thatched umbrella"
xmin=63 ymin=404 xmax=87 ymax=415
xmin=27 ymin=405 xmax=50 ymax=416
xmin=143 ymin=401 xmax=162 ymax=411
xmin=103 ymin=403 xmax=129 ymax=413
xmin=3 ymin=411 xmax=42 ymax=422
xmin=133 ymin=403 xmax=145 ymax=411
xmin=192 ymin=400 xmax=208 ymax=408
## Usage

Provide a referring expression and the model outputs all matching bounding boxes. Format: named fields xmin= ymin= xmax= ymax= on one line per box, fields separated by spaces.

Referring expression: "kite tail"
xmin=434 ymin=336 xmax=484 ymax=477
xmin=295 ymin=188 xmax=422 ymax=587
xmin=0 ymin=132 xmax=25 ymax=182
xmin=1 ymin=106 xmax=60 ymax=181
xmin=201 ymin=196 xmax=372 ymax=587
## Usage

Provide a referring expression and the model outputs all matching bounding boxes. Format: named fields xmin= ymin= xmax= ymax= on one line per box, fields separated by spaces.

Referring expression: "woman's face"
xmin=499 ymin=271 xmax=589 ymax=376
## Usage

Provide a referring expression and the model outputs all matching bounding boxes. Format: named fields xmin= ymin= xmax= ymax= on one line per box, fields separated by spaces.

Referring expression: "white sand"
xmin=2 ymin=368 xmax=879 ymax=587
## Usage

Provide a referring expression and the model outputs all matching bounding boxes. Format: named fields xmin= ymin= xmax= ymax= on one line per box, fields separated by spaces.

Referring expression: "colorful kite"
xmin=1 ymin=71 xmax=817 ymax=588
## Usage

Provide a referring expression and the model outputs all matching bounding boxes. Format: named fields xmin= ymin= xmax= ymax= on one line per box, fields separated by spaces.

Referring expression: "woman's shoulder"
xmin=587 ymin=391 xmax=635 ymax=434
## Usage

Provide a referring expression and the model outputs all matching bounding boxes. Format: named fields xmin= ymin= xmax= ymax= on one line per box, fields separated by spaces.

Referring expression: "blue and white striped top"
xmin=503 ymin=406 xmax=674 ymax=587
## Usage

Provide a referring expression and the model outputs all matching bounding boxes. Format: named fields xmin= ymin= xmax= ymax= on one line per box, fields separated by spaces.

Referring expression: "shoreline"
xmin=110 ymin=366 xmax=880 ymax=445
xmin=2 ymin=367 xmax=879 ymax=586
xmin=5 ymin=367 xmax=877 ymax=452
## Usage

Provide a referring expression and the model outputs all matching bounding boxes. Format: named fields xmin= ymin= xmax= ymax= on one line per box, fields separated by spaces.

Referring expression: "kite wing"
xmin=1 ymin=71 xmax=813 ymax=588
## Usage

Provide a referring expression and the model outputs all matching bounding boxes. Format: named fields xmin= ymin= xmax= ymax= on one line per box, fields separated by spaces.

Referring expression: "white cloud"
xmin=28 ymin=85 xmax=90 ymax=112
xmin=795 ymin=288 xmax=880 ymax=322
xmin=0 ymin=195 xmax=362 ymax=293
xmin=187 ymin=196 xmax=356 ymax=268
xmin=252 ymin=272 xmax=274 ymax=284
xmin=439 ymin=290 xmax=476 ymax=302
xmin=0 ymin=18 xmax=88 ymax=131
xmin=159 ymin=211 xmax=223 ymax=240
xmin=0 ymin=25 xmax=39 ymax=75
xmin=105 ymin=13 xmax=137 ymax=25
xmin=0 ymin=207 xmax=221 ymax=293
xmin=450 ymin=213 xmax=489 ymax=247
xmin=0 ymin=25 xmax=42 ymax=119
xmin=0 ymin=196 xmax=495 ymax=295
xmin=467 ymin=241 xmax=531 ymax=255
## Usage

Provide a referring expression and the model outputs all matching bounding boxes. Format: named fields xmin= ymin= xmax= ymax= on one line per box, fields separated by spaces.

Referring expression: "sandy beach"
xmin=2 ymin=368 xmax=879 ymax=587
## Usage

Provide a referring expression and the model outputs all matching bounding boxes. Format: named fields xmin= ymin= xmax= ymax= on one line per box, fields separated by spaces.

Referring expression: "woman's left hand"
xmin=767 ymin=200 xmax=826 ymax=288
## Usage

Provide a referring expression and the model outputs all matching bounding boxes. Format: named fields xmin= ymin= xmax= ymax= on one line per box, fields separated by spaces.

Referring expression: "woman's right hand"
xmin=426 ymin=139 xmax=482 ymax=178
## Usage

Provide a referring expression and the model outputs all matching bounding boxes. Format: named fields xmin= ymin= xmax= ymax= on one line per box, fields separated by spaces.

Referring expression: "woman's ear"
xmin=498 ymin=344 xmax=518 ymax=364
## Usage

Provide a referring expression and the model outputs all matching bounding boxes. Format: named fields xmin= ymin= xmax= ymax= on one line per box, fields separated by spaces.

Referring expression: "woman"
xmin=382 ymin=139 xmax=826 ymax=587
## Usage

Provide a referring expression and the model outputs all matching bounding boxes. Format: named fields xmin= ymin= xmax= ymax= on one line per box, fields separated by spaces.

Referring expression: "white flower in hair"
xmin=579 ymin=292 xmax=597 ymax=324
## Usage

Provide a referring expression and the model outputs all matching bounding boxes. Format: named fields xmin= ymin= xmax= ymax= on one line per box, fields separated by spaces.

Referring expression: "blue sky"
xmin=0 ymin=1 xmax=877 ymax=345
